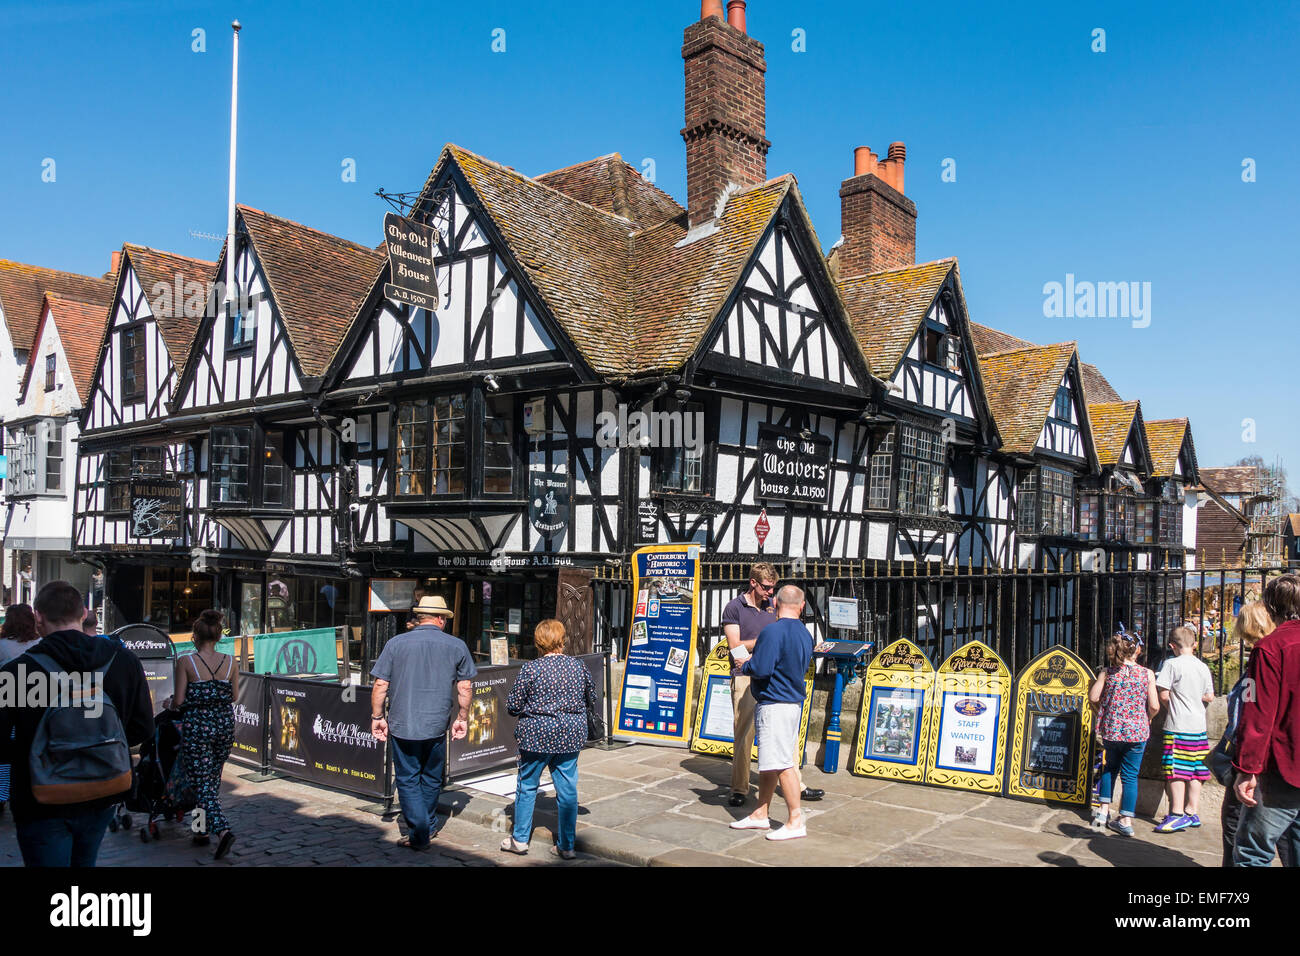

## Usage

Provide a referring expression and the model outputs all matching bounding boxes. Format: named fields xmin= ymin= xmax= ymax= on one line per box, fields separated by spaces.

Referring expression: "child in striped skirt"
xmin=1155 ymin=626 xmax=1215 ymax=833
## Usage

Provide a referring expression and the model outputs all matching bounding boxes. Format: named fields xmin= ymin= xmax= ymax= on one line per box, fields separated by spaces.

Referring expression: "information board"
xmin=924 ymin=641 xmax=1012 ymax=794
xmin=689 ymin=640 xmax=815 ymax=763
xmin=447 ymin=664 xmax=522 ymax=778
xmin=1004 ymin=646 xmax=1096 ymax=804
xmin=267 ymin=677 xmax=387 ymax=798
xmin=851 ymin=638 xmax=937 ymax=782
xmin=614 ymin=545 xmax=700 ymax=746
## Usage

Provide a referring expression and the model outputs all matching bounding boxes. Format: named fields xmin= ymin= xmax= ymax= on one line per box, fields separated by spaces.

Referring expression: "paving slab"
xmin=966 ymin=798 xmax=1066 ymax=829
xmin=861 ymin=842 xmax=1019 ymax=867
xmin=869 ymin=782 xmax=994 ymax=815
xmin=628 ymin=812 xmax=760 ymax=853
xmin=574 ymin=826 xmax=677 ymax=866
xmin=585 ymin=762 xmax=685 ymax=785
xmin=577 ymin=790 xmax=681 ymax=829
xmin=806 ymin=800 xmax=943 ymax=845
xmin=650 ymin=848 xmax=762 ymax=867
xmin=726 ymin=828 xmax=885 ymax=867
xmin=910 ymin=816 xmax=1080 ymax=865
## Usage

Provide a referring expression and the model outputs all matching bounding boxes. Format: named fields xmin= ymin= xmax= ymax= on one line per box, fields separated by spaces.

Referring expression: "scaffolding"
xmin=1244 ymin=459 xmax=1285 ymax=567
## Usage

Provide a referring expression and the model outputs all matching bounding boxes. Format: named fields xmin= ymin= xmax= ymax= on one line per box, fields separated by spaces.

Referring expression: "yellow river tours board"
xmin=689 ymin=640 xmax=814 ymax=762
xmin=924 ymin=641 xmax=1012 ymax=794
xmin=850 ymin=639 xmax=936 ymax=782
xmin=1004 ymin=646 xmax=1096 ymax=804
xmin=613 ymin=545 xmax=700 ymax=746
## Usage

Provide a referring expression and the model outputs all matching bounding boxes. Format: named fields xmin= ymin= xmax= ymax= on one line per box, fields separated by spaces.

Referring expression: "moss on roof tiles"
xmin=837 ymin=259 xmax=956 ymax=379
xmin=976 ymin=342 xmax=1076 ymax=455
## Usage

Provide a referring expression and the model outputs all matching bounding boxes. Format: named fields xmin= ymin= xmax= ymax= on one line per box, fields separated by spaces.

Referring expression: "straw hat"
xmin=412 ymin=595 xmax=455 ymax=618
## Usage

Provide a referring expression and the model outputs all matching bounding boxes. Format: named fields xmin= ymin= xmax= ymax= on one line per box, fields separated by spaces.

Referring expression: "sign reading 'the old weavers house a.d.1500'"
xmin=382 ymin=212 xmax=439 ymax=310
xmin=756 ymin=426 xmax=831 ymax=507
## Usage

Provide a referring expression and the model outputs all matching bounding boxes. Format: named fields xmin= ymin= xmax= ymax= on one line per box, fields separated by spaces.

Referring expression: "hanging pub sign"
xmin=382 ymin=212 xmax=439 ymax=311
xmin=689 ymin=640 xmax=815 ymax=762
xmin=614 ymin=544 xmax=700 ymax=747
xmin=755 ymin=425 xmax=831 ymax=507
xmin=1004 ymin=646 xmax=1096 ymax=805
xmin=851 ymin=639 xmax=937 ymax=782
xmin=129 ymin=480 xmax=184 ymax=538
xmin=529 ymin=471 xmax=570 ymax=540
xmin=924 ymin=641 xmax=1013 ymax=794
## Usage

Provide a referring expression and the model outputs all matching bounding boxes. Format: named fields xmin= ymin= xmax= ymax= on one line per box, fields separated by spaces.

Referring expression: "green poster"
xmin=252 ymin=628 xmax=338 ymax=676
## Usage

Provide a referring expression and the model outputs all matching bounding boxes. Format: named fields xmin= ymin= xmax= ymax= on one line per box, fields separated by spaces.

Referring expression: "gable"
xmin=1034 ymin=367 xmax=1086 ymax=460
xmin=889 ymin=285 xmax=976 ymax=420
xmin=177 ymin=236 xmax=305 ymax=411
xmin=336 ymin=177 xmax=565 ymax=386
xmin=700 ymin=208 xmax=863 ymax=394
xmin=17 ymin=307 xmax=79 ymax=416
xmin=86 ymin=260 xmax=178 ymax=430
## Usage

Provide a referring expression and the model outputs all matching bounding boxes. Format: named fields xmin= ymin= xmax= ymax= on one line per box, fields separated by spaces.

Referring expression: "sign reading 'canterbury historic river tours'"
xmin=756 ymin=426 xmax=831 ymax=506
xmin=614 ymin=545 xmax=700 ymax=747
xmin=382 ymin=212 xmax=439 ymax=311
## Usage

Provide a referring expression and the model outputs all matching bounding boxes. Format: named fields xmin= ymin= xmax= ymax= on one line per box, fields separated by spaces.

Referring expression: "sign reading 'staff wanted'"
xmin=383 ymin=212 xmax=439 ymax=310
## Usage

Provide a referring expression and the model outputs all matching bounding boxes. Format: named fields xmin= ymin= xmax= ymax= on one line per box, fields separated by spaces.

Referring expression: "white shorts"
xmin=754 ymin=702 xmax=801 ymax=773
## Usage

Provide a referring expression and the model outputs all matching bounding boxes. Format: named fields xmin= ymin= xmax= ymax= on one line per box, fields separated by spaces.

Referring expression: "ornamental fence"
xmin=592 ymin=558 xmax=1286 ymax=693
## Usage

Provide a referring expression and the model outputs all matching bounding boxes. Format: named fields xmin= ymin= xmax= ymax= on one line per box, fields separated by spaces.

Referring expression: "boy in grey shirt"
xmin=1154 ymin=626 xmax=1215 ymax=833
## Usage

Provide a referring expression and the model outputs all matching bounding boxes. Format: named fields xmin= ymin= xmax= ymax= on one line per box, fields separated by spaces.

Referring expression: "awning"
xmin=209 ymin=513 xmax=288 ymax=552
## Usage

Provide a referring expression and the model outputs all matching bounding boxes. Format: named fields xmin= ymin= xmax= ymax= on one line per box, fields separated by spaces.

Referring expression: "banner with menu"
xmin=447 ymin=664 xmax=522 ymax=779
xmin=614 ymin=545 xmax=700 ymax=746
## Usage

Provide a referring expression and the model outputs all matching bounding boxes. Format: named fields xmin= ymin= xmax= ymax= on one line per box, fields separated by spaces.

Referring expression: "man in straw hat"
xmin=371 ymin=594 xmax=477 ymax=850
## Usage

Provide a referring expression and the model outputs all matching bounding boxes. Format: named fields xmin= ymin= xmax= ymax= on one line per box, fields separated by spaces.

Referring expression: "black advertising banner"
xmin=579 ymin=652 xmax=607 ymax=741
xmin=268 ymin=678 xmax=387 ymax=798
xmin=116 ymin=624 xmax=174 ymax=710
xmin=448 ymin=665 xmax=521 ymax=779
xmin=139 ymin=659 xmax=175 ymax=713
xmin=756 ymin=425 xmax=831 ymax=507
xmin=382 ymin=212 xmax=439 ymax=310
xmin=129 ymin=480 xmax=184 ymax=538
xmin=231 ymin=673 xmax=268 ymax=769
xmin=529 ymin=471 xmax=570 ymax=540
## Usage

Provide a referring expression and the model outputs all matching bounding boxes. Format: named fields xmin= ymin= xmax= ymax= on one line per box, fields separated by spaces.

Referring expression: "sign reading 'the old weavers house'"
xmin=382 ymin=212 xmax=439 ymax=310
xmin=756 ymin=426 xmax=831 ymax=507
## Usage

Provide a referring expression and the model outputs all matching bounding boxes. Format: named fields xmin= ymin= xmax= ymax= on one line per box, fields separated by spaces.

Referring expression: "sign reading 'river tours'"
xmin=852 ymin=638 xmax=937 ymax=782
xmin=614 ymin=545 xmax=700 ymax=747
xmin=382 ymin=212 xmax=439 ymax=310
xmin=755 ymin=425 xmax=831 ymax=507
xmin=1005 ymin=646 xmax=1096 ymax=804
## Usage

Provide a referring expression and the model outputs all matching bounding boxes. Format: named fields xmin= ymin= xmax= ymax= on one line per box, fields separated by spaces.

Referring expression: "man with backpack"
xmin=0 ymin=581 xmax=153 ymax=866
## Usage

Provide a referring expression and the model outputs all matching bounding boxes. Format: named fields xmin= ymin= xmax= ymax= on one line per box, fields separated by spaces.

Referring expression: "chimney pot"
xmin=853 ymin=146 xmax=874 ymax=177
xmin=887 ymin=142 xmax=906 ymax=161
xmin=701 ymin=0 xmax=724 ymax=20
xmin=726 ymin=0 xmax=747 ymax=33
xmin=109 ymin=250 xmax=121 ymax=276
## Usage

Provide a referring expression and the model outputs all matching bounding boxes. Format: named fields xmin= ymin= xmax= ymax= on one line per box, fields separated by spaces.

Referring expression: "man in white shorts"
xmin=728 ymin=585 xmax=813 ymax=841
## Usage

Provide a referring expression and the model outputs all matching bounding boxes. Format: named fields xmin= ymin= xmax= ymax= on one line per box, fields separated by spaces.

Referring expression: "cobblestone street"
xmin=1 ymin=743 xmax=1229 ymax=867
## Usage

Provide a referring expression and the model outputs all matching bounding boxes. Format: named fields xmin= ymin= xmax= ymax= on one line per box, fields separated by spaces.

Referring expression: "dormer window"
xmin=1052 ymin=386 xmax=1071 ymax=421
xmin=44 ymin=354 xmax=56 ymax=392
xmin=226 ymin=304 xmax=255 ymax=352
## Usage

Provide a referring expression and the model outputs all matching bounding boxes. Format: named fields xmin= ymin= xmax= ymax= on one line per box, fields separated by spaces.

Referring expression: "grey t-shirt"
xmin=371 ymin=625 xmax=477 ymax=740
xmin=1156 ymin=653 xmax=1214 ymax=734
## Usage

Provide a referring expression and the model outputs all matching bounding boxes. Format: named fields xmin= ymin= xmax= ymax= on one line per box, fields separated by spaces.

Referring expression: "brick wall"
xmin=837 ymin=174 xmax=918 ymax=276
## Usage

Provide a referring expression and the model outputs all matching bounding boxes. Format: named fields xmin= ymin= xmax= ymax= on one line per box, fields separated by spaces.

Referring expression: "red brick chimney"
xmin=681 ymin=1 xmax=769 ymax=227
xmin=837 ymin=142 xmax=916 ymax=276
xmin=108 ymin=250 xmax=121 ymax=280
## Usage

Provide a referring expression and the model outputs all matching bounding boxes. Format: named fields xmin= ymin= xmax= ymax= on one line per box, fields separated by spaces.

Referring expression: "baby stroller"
xmin=116 ymin=709 xmax=196 ymax=842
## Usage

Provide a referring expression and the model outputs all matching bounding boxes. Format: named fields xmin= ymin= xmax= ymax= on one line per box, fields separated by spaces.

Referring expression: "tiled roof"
xmin=439 ymin=144 xmax=799 ymax=379
xmin=969 ymin=323 xmax=1034 ymax=355
xmin=23 ymin=293 xmax=112 ymax=405
xmin=1287 ymin=514 xmax=1300 ymax=537
xmin=536 ymin=153 xmax=685 ymax=229
xmin=1144 ymin=418 xmax=1191 ymax=478
xmin=0 ymin=260 xmax=112 ymax=352
xmin=1088 ymin=400 xmax=1141 ymax=466
xmin=1081 ymin=362 xmax=1122 ymax=403
xmin=1199 ymin=466 xmax=1259 ymax=496
xmin=122 ymin=245 xmax=216 ymax=365
xmin=238 ymin=205 xmax=386 ymax=378
xmin=837 ymin=258 xmax=956 ymax=379
xmin=975 ymin=343 xmax=1076 ymax=455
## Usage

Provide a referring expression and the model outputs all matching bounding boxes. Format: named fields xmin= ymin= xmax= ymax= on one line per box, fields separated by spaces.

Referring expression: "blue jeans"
xmin=512 ymin=750 xmax=579 ymax=851
xmin=16 ymin=806 xmax=116 ymax=867
xmin=391 ymin=735 xmax=447 ymax=848
xmin=1098 ymin=740 xmax=1147 ymax=818
xmin=1233 ymin=772 xmax=1300 ymax=867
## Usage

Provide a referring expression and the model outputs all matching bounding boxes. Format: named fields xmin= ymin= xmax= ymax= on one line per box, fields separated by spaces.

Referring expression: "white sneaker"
xmin=1090 ymin=810 xmax=1108 ymax=832
xmin=766 ymin=823 xmax=807 ymax=841
xmin=729 ymin=814 xmax=772 ymax=830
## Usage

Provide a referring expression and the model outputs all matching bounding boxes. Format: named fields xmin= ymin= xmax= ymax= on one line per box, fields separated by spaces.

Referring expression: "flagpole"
xmin=226 ymin=19 xmax=241 ymax=310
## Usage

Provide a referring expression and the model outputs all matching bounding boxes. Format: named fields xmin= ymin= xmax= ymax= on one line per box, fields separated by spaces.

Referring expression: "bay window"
xmin=869 ymin=423 xmax=947 ymax=517
xmin=209 ymin=425 xmax=288 ymax=508
xmin=394 ymin=395 xmax=468 ymax=497
xmin=5 ymin=419 xmax=66 ymax=496
xmin=1018 ymin=466 xmax=1075 ymax=536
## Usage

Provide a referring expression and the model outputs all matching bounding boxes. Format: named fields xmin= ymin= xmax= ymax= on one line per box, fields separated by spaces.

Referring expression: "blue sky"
xmin=2 ymin=0 xmax=1296 ymax=475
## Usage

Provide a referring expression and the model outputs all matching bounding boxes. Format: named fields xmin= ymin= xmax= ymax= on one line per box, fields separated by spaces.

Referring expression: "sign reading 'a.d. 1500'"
xmin=382 ymin=212 xmax=439 ymax=311
xmin=756 ymin=426 xmax=831 ymax=507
